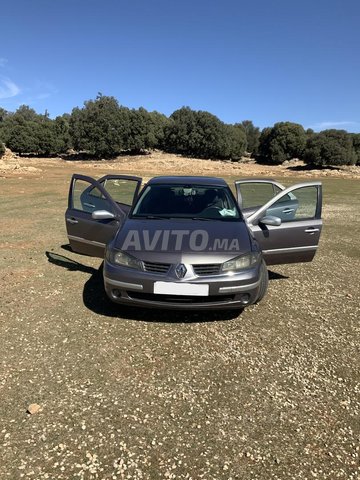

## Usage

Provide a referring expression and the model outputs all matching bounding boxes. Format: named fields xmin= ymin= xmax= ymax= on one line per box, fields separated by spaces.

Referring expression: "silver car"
xmin=65 ymin=175 xmax=322 ymax=310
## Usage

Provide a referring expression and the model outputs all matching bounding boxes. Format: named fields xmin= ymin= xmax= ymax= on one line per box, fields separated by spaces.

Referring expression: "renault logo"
xmin=175 ymin=263 xmax=187 ymax=279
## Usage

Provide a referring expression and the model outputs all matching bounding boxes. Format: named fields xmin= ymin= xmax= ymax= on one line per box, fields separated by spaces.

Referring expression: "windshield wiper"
xmin=132 ymin=215 xmax=170 ymax=219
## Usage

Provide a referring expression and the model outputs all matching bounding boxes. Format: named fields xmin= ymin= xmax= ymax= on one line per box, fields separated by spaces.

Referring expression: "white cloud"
xmin=307 ymin=121 xmax=360 ymax=131
xmin=0 ymin=76 xmax=21 ymax=99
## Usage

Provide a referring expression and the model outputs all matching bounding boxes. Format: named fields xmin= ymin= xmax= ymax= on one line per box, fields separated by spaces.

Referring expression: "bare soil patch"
xmin=1 ymin=148 xmax=359 ymax=179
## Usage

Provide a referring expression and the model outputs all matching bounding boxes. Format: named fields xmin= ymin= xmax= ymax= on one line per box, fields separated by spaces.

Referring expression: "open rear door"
xmin=65 ymin=174 xmax=141 ymax=257
xmin=245 ymin=182 xmax=322 ymax=265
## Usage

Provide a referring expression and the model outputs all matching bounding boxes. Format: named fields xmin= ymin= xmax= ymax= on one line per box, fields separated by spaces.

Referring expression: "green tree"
xmin=164 ymin=107 xmax=246 ymax=159
xmin=2 ymin=105 xmax=70 ymax=155
xmin=240 ymin=120 xmax=260 ymax=154
xmin=189 ymin=110 xmax=228 ymax=158
xmin=6 ymin=122 xmax=40 ymax=153
xmin=13 ymin=105 xmax=39 ymax=123
xmin=52 ymin=115 xmax=71 ymax=153
xmin=258 ymin=122 xmax=307 ymax=164
xmin=5 ymin=106 xmax=42 ymax=154
xmin=126 ymin=108 xmax=168 ymax=152
xmin=304 ymin=130 xmax=357 ymax=166
xmin=69 ymin=95 xmax=131 ymax=157
xmin=147 ymin=110 xmax=169 ymax=150
xmin=351 ymin=133 xmax=360 ymax=165
xmin=0 ymin=108 xmax=9 ymax=145
xmin=0 ymin=107 xmax=7 ymax=120
xmin=164 ymin=107 xmax=198 ymax=155
xmin=222 ymin=124 xmax=247 ymax=160
xmin=0 ymin=140 xmax=5 ymax=158
xmin=258 ymin=127 xmax=272 ymax=161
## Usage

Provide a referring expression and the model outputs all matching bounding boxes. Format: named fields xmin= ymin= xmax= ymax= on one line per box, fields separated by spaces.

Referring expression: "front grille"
xmin=127 ymin=292 xmax=235 ymax=304
xmin=192 ymin=264 xmax=221 ymax=276
xmin=143 ymin=261 xmax=171 ymax=274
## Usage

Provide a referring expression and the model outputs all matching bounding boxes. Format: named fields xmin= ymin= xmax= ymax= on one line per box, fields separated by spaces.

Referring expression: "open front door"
xmin=245 ymin=182 xmax=322 ymax=265
xmin=65 ymin=174 xmax=142 ymax=257
xmin=235 ymin=178 xmax=285 ymax=218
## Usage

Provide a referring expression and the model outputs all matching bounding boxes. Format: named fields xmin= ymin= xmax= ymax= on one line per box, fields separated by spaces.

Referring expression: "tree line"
xmin=0 ymin=94 xmax=359 ymax=166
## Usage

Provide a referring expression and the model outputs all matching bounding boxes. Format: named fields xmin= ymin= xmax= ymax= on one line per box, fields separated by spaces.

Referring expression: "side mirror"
xmin=259 ymin=215 xmax=282 ymax=226
xmin=92 ymin=210 xmax=115 ymax=220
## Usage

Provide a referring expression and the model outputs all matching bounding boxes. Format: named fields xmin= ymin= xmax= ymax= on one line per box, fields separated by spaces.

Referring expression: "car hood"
xmin=113 ymin=218 xmax=252 ymax=263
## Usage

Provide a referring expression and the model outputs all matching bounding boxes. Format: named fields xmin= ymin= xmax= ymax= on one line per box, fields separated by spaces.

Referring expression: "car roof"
xmin=147 ymin=176 xmax=228 ymax=186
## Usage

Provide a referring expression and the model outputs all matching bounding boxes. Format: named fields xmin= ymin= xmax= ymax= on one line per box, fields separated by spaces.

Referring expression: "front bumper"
xmin=103 ymin=260 xmax=261 ymax=310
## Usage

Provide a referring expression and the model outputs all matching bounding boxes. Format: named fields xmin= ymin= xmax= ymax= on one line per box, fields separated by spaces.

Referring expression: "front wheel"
xmin=256 ymin=260 xmax=268 ymax=303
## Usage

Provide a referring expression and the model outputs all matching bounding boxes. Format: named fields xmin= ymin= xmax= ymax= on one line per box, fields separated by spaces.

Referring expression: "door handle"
xmin=282 ymin=208 xmax=295 ymax=213
xmin=83 ymin=202 xmax=95 ymax=208
xmin=66 ymin=218 xmax=78 ymax=224
xmin=305 ymin=228 xmax=319 ymax=234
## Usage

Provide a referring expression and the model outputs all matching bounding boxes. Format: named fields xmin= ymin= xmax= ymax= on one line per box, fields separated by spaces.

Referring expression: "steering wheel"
xmin=200 ymin=206 xmax=223 ymax=218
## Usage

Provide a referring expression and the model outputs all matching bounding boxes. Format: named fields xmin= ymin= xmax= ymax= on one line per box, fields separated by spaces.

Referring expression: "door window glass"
xmin=73 ymin=179 xmax=112 ymax=213
xmin=239 ymin=182 xmax=281 ymax=209
xmin=100 ymin=179 xmax=139 ymax=206
xmin=265 ymin=186 xmax=318 ymax=222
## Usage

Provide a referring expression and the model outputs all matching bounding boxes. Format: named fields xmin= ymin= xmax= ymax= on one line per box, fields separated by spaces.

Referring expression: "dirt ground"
xmin=1 ymin=148 xmax=360 ymax=180
xmin=0 ymin=151 xmax=359 ymax=479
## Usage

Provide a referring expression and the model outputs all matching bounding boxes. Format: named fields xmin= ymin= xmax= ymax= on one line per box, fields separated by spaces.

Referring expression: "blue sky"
xmin=1 ymin=0 xmax=359 ymax=131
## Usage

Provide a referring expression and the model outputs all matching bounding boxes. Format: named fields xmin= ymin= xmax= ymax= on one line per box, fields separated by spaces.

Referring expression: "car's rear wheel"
xmin=256 ymin=260 xmax=268 ymax=303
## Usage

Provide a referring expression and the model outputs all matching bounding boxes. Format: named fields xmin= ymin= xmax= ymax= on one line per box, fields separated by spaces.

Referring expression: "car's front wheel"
xmin=256 ymin=260 xmax=268 ymax=303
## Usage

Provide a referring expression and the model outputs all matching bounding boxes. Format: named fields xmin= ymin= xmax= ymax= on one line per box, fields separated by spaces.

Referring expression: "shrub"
xmin=258 ymin=122 xmax=307 ymax=164
xmin=164 ymin=107 xmax=246 ymax=159
xmin=2 ymin=105 xmax=70 ymax=155
xmin=304 ymin=130 xmax=357 ymax=166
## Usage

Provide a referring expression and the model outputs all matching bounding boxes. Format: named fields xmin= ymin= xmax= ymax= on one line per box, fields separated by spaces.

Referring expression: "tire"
xmin=256 ymin=260 xmax=269 ymax=303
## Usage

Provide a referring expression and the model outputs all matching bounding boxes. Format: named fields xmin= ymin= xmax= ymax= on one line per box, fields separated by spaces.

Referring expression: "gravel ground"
xmin=0 ymin=158 xmax=359 ymax=479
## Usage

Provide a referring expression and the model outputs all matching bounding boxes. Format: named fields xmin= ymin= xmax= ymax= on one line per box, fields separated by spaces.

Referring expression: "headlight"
xmin=106 ymin=249 xmax=143 ymax=270
xmin=221 ymin=252 xmax=260 ymax=272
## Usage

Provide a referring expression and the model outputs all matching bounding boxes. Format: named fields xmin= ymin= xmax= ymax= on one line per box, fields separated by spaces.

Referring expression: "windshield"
xmin=132 ymin=184 xmax=241 ymax=220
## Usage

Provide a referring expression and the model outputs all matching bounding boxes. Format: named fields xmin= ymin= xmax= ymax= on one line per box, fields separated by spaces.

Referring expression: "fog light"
xmin=112 ymin=289 xmax=121 ymax=299
xmin=239 ymin=294 xmax=250 ymax=304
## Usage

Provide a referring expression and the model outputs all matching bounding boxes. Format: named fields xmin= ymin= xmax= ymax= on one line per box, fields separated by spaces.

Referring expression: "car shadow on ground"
xmin=268 ymin=270 xmax=288 ymax=280
xmin=46 ymin=250 xmax=288 ymax=323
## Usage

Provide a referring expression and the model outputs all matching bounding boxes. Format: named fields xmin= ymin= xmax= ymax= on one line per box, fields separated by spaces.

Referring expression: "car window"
xmin=239 ymin=182 xmax=282 ymax=209
xmin=265 ymin=186 xmax=318 ymax=222
xmin=72 ymin=179 xmax=113 ymax=213
xmin=132 ymin=184 xmax=240 ymax=220
xmin=100 ymin=178 xmax=139 ymax=206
